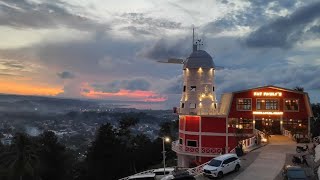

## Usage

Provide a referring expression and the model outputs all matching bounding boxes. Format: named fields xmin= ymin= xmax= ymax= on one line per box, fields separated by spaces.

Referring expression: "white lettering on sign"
xmin=253 ymin=92 xmax=282 ymax=97
xmin=252 ymin=111 xmax=283 ymax=115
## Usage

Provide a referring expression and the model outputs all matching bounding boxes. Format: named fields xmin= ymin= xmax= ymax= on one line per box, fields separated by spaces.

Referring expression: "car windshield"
xmin=287 ymin=170 xmax=307 ymax=179
xmin=208 ymin=159 xmax=222 ymax=167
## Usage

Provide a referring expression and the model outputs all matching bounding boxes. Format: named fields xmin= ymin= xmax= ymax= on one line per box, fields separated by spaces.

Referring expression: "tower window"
xmin=181 ymin=103 xmax=185 ymax=108
xmin=183 ymin=86 xmax=186 ymax=92
xmin=190 ymin=103 xmax=196 ymax=109
xmin=190 ymin=86 xmax=196 ymax=92
xmin=213 ymin=86 xmax=215 ymax=92
xmin=179 ymin=138 xmax=183 ymax=144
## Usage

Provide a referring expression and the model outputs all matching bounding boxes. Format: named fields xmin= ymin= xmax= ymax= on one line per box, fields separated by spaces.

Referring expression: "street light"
xmin=162 ymin=137 xmax=170 ymax=175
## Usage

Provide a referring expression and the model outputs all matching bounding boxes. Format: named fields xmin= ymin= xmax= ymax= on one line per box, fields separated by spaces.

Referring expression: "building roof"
xmin=183 ymin=50 xmax=215 ymax=69
xmin=220 ymin=85 xmax=314 ymax=117
xmin=232 ymin=85 xmax=307 ymax=94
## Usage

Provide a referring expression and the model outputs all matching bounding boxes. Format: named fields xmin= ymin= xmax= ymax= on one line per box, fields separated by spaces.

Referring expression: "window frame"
xmin=186 ymin=140 xmax=198 ymax=147
xmin=190 ymin=103 xmax=196 ymax=109
xmin=256 ymin=98 xmax=280 ymax=111
xmin=284 ymin=99 xmax=299 ymax=112
xmin=236 ymin=98 xmax=252 ymax=111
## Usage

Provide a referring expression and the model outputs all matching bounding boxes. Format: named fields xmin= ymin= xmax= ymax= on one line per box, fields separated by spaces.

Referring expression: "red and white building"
xmin=170 ymin=42 xmax=313 ymax=167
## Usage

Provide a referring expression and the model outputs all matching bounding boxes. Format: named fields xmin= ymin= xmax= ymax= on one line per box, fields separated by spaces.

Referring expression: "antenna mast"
xmin=192 ymin=27 xmax=197 ymax=52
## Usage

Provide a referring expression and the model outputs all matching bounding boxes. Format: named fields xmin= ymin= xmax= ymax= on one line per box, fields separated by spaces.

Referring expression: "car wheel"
xmin=217 ymin=172 xmax=223 ymax=179
xmin=234 ymin=164 xmax=240 ymax=172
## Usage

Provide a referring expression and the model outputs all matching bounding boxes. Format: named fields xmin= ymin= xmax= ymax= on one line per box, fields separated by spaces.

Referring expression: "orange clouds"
xmin=82 ymin=88 xmax=167 ymax=102
xmin=0 ymin=80 xmax=167 ymax=102
xmin=0 ymin=80 xmax=63 ymax=96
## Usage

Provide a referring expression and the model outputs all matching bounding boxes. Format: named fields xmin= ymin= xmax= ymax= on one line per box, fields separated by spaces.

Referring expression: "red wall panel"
xmin=201 ymin=117 xmax=226 ymax=133
xmin=179 ymin=116 xmax=185 ymax=130
xmin=201 ymin=136 xmax=225 ymax=148
xmin=185 ymin=134 xmax=199 ymax=145
xmin=185 ymin=116 xmax=200 ymax=132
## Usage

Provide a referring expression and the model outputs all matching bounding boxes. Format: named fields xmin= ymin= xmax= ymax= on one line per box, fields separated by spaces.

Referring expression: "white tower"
xmin=179 ymin=43 xmax=218 ymax=115
xmin=158 ymin=29 xmax=219 ymax=115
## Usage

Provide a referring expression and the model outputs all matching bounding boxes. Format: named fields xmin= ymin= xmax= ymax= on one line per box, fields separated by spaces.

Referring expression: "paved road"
xmin=197 ymin=135 xmax=297 ymax=180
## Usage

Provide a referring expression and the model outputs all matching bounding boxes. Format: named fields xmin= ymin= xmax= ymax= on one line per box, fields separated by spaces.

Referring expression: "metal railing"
xmin=175 ymin=107 xmax=222 ymax=116
xmin=120 ymin=137 xmax=255 ymax=180
xmin=253 ymin=128 xmax=266 ymax=139
xmin=282 ymin=129 xmax=293 ymax=139
xmin=172 ymin=141 xmax=223 ymax=156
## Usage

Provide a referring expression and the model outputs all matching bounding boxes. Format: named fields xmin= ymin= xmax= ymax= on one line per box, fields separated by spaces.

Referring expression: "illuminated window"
xmin=257 ymin=99 xmax=279 ymax=110
xmin=284 ymin=99 xmax=299 ymax=111
xmin=190 ymin=103 xmax=196 ymax=109
xmin=237 ymin=98 xmax=252 ymax=111
xmin=190 ymin=86 xmax=196 ymax=92
xmin=186 ymin=140 xmax=197 ymax=147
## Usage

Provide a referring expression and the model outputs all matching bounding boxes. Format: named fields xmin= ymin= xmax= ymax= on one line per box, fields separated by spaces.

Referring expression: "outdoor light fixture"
xmin=162 ymin=137 xmax=170 ymax=175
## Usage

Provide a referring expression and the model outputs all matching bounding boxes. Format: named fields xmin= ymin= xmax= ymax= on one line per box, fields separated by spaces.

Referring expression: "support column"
xmin=225 ymin=117 xmax=229 ymax=153
xmin=280 ymin=115 xmax=283 ymax=133
xmin=199 ymin=116 xmax=202 ymax=157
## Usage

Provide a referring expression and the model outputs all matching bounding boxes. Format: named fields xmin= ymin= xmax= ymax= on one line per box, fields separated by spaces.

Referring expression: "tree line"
xmin=0 ymin=115 xmax=178 ymax=180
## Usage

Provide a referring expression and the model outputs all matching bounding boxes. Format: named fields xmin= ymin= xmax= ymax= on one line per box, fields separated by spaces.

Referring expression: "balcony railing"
xmin=175 ymin=107 xmax=222 ymax=116
xmin=172 ymin=141 xmax=223 ymax=156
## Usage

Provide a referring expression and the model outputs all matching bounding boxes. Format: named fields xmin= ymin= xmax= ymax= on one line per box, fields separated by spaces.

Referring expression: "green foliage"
xmin=0 ymin=115 xmax=175 ymax=180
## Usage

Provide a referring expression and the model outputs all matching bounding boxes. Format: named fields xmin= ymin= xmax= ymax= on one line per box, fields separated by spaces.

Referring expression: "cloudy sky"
xmin=1 ymin=0 xmax=320 ymax=108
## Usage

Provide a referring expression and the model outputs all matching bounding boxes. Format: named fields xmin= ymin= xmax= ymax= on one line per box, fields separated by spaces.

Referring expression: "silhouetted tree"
xmin=37 ymin=131 xmax=74 ymax=180
xmin=294 ymin=86 xmax=304 ymax=92
xmin=86 ymin=123 xmax=126 ymax=180
xmin=0 ymin=133 xmax=39 ymax=180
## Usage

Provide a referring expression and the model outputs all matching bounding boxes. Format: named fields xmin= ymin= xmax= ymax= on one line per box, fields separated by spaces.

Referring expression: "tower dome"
xmin=183 ymin=50 xmax=215 ymax=69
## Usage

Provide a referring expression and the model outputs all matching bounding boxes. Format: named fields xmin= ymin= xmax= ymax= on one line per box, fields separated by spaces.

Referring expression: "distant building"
xmin=1 ymin=134 xmax=13 ymax=145
xmin=168 ymin=30 xmax=313 ymax=167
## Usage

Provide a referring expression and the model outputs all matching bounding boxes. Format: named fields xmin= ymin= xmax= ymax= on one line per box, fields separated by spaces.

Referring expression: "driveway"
xmin=197 ymin=135 xmax=297 ymax=180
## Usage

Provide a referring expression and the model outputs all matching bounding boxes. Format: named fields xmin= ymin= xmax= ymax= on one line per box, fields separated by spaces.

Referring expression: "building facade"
xmin=228 ymin=86 xmax=313 ymax=137
xmin=169 ymin=31 xmax=313 ymax=168
xmin=173 ymin=85 xmax=313 ymax=167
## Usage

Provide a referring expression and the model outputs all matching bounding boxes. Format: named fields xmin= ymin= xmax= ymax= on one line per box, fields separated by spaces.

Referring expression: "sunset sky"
xmin=1 ymin=0 xmax=320 ymax=107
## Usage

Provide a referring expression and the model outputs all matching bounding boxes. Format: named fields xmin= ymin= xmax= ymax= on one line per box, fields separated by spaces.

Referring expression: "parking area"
xmin=196 ymin=147 xmax=262 ymax=180
xmin=197 ymin=135 xmax=299 ymax=180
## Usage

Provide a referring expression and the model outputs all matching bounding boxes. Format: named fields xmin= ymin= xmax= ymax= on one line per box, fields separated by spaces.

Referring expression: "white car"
xmin=203 ymin=153 xmax=241 ymax=178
